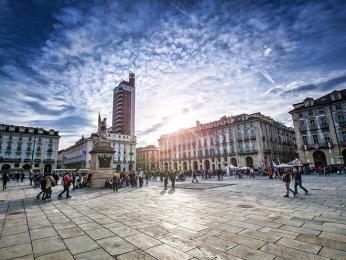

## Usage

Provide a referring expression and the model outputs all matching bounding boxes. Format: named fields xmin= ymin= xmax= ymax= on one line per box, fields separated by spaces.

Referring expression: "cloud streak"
xmin=0 ymin=0 xmax=345 ymax=148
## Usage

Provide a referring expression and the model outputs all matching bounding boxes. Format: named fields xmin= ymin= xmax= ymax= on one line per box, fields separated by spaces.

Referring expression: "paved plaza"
xmin=0 ymin=175 xmax=346 ymax=260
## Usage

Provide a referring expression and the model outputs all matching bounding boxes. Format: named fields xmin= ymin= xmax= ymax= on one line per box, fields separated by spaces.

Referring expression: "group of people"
xmin=281 ymin=167 xmax=308 ymax=197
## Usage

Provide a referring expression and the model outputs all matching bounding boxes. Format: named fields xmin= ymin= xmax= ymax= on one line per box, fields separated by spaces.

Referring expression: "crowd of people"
xmin=1 ymin=163 xmax=346 ymax=200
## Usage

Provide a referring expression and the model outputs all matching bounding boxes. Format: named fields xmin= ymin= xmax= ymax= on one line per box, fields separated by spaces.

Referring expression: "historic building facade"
xmin=0 ymin=124 xmax=60 ymax=173
xmin=289 ymin=89 xmax=346 ymax=167
xmin=136 ymin=145 xmax=159 ymax=171
xmin=112 ymin=72 xmax=135 ymax=136
xmin=59 ymin=134 xmax=97 ymax=169
xmin=107 ymin=132 xmax=136 ymax=172
xmin=159 ymin=113 xmax=296 ymax=172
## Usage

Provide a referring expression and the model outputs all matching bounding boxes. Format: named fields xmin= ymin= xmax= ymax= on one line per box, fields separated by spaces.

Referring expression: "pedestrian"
xmin=192 ymin=171 xmax=199 ymax=183
xmin=75 ymin=174 xmax=81 ymax=189
xmin=282 ymin=168 xmax=295 ymax=197
xmin=43 ymin=174 xmax=55 ymax=200
xmin=29 ymin=169 xmax=33 ymax=186
xmin=20 ymin=172 xmax=25 ymax=182
xmin=15 ymin=172 xmax=20 ymax=182
xmin=293 ymin=167 xmax=308 ymax=195
xmin=87 ymin=173 xmax=92 ymax=188
xmin=72 ymin=172 xmax=76 ymax=190
xmin=250 ymin=168 xmax=255 ymax=178
xmin=36 ymin=174 xmax=46 ymax=199
xmin=58 ymin=173 xmax=72 ymax=199
xmin=112 ymin=173 xmax=119 ymax=192
xmin=139 ymin=171 xmax=144 ymax=188
xmin=170 ymin=172 xmax=176 ymax=189
xmin=2 ymin=171 xmax=9 ymax=190
xmin=164 ymin=173 xmax=168 ymax=190
xmin=145 ymin=172 xmax=149 ymax=185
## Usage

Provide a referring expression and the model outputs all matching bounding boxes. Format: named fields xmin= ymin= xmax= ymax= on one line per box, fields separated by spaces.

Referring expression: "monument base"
xmin=90 ymin=169 xmax=114 ymax=188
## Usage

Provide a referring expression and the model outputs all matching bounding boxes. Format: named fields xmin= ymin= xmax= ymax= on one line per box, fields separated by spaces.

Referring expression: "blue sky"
xmin=1 ymin=0 xmax=346 ymax=149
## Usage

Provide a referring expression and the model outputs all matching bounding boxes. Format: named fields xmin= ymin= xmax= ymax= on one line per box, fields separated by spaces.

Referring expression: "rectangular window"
xmin=336 ymin=104 xmax=342 ymax=111
xmin=342 ymin=131 xmax=346 ymax=141
xmin=324 ymin=135 xmax=331 ymax=144
xmin=298 ymin=112 xmax=303 ymax=118
xmin=310 ymin=119 xmax=316 ymax=127
xmin=308 ymin=110 xmax=313 ymax=116
xmin=313 ymin=135 xmax=318 ymax=144
xmin=338 ymin=114 xmax=345 ymax=122
xmin=319 ymin=109 xmax=325 ymax=115
xmin=302 ymin=136 xmax=307 ymax=145
xmin=299 ymin=121 xmax=305 ymax=128
xmin=321 ymin=117 xmax=327 ymax=127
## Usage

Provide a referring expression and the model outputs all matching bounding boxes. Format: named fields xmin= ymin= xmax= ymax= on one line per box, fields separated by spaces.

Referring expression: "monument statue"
xmin=98 ymin=113 xmax=108 ymax=140
xmin=90 ymin=113 xmax=115 ymax=188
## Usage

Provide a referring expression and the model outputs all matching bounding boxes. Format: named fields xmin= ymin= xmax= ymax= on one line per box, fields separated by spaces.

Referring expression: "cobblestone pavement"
xmin=0 ymin=175 xmax=346 ymax=260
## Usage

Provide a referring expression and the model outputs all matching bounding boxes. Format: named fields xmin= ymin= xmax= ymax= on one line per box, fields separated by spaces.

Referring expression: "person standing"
xmin=2 ymin=172 xmax=9 ymax=190
xmin=43 ymin=174 xmax=55 ymax=200
xmin=58 ymin=173 xmax=72 ymax=199
xmin=15 ymin=172 xmax=20 ymax=182
xmin=170 ymin=172 xmax=176 ymax=189
xmin=164 ymin=173 xmax=168 ymax=190
xmin=145 ymin=172 xmax=149 ymax=185
xmin=139 ymin=171 xmax=144 ymax=188
xmin=282 ymin=168 xmax=295 ymax=197
xmin=112 ymin=173 xmax=119 ymax=192
xmin=192 ymin=171 xmax=199 ymax=183
xmin=293 ymin=167 xmax=308 ymax=195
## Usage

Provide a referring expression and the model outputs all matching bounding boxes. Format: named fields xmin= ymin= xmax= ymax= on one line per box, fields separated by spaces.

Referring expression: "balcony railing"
xmin=302 ymin=142 xmax=333 ymax=150
xmin=238 ymin=149 xmax=258 ymax=155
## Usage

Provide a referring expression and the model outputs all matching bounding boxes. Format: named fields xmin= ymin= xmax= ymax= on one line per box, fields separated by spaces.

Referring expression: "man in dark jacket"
xmin=293 ymin=167 xmax=308 ymax=195
xmin=36 ymin=174 xmax=46 ymax=199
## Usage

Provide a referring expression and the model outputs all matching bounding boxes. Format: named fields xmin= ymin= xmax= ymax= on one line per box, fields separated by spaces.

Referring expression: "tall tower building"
xmin=112 ymin=72 xmax=135 ymax=135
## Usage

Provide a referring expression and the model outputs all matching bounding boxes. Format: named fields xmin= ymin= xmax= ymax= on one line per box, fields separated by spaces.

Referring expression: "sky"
xmin=1 ymin=0 xmax=346 ymax=149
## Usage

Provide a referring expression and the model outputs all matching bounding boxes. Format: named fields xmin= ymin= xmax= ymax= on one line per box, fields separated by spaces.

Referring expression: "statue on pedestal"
xmin=89 ymin=113 xmax=114 ymax=188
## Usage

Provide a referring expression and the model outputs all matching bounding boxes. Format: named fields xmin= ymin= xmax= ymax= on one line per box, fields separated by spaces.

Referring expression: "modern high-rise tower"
xmin=112 ymin=72 xmax=135 ymax=135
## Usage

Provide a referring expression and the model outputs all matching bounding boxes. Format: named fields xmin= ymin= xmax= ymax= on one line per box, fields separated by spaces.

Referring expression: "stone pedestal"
xmin=89 ymin=139 xmax=115 ymax=188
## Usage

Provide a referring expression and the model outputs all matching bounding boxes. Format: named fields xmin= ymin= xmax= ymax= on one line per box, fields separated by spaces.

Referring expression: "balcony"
xmin=43 ymin=159 xmax=55 ymax=163
xmin=338 ymin=120 xmax=346 ymax=127
xmin=237 ymin=135 xmax=256 ymax=141
xmin=238 ymin=149 xmax=258 ymax=155
xmin=302 ymin=142 xmax=333 ymax=151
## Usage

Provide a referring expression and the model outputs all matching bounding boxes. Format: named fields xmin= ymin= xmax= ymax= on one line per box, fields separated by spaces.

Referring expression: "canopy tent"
xmin=229 ymin=164 xmax=239 ymax=169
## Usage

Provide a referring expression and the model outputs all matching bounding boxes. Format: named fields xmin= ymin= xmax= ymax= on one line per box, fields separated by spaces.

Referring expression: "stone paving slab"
xmin=1 ymin=176 xmax=346 ymax=259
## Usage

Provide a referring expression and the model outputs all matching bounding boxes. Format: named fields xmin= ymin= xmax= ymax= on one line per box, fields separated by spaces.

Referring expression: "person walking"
xmin=293 ymin=167 xmax=308 ymax=195
xmin=282 ymin=168 xmax=295 ymax=197
xmin=36 ymin=174 xmax=46 ymax=199
xmin=20 ymin=172 xmax=25 ymax=182
xmin=2 ymin=172 xmax=9 ymax=190
xmin=192 ymin=171 xmax=199 ymax=183
xmin=58 ymin=173 xmax=72 ymax=199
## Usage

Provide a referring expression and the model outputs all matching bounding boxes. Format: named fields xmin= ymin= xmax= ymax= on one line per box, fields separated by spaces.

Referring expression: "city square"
xmin=0 ymin=175 xmax=346 ymax=260
xmin=1 ymin=0 xmax=346 ymax=259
